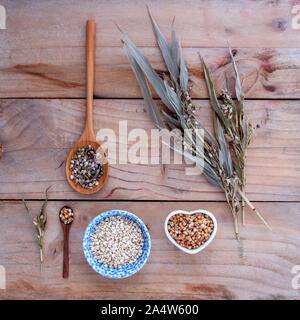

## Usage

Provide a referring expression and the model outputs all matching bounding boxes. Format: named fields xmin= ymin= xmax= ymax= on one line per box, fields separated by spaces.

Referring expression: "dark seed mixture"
xmin=167 ymin=213 xmax=214 ymax=250
xmin=70 ymin=145 xmax=104 ymax=189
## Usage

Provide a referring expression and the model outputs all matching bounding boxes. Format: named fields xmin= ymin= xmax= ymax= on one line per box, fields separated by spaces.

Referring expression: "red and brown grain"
xmin=59 ymin=206 xmax=74 ymax=225
xmin=167 ymin=213 xmax=214 ymax=250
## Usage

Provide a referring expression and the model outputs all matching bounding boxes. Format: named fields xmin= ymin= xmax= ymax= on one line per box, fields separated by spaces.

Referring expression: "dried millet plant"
xmin=201 ymin=49 xmax=253 ymax=226
xmin=119 ymin=8 xmax=271 ymax=239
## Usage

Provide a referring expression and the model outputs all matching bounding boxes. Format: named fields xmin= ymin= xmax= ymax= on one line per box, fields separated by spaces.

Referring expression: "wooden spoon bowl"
xmin=66 ymin=140 xmax=108 ymax=195
xmin=66 ymin=20 xmax=108 ymax=195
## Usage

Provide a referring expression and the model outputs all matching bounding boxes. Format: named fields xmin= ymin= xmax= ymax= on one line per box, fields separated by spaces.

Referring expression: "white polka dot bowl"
xmin=83 ymin=210 xmax=151 ymax=279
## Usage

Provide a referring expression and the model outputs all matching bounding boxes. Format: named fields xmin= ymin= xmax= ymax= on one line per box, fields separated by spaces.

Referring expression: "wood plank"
xmin=0 ymin=99 xmax=299 ymax=201
xmin=0 ymin=200 xmax=299 ymax=300
xmin=1 ymin=0 xmax=298 ymax=49
xmin=0 ymin=1 xmax=300 ymax=98
xmin=1 ymin=47 xmax=300 ymax=99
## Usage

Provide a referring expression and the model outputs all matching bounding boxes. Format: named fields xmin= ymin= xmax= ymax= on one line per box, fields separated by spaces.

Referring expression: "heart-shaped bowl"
xmin=164 ymin=209 xmax=217 ymax=254
xmin=83 ymin=210 xmax=151 ymax=279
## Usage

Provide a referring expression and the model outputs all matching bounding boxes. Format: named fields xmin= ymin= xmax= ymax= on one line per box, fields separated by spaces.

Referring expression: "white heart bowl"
xmin=164 ymin=209 xmax=218 ymax=254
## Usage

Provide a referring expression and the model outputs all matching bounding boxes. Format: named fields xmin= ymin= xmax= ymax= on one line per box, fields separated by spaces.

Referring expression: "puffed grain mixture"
xmin=91 ymin=216 xmax=144 ymax=268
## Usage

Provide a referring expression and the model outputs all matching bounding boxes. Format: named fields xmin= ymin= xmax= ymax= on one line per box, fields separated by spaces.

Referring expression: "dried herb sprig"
xmin=23 ymin=186 xmax=51 ymax=271
xmin=119 ymin=9 xmax=271 ymax=238
xmin=200 ymin=49 xmax=253 ymax=225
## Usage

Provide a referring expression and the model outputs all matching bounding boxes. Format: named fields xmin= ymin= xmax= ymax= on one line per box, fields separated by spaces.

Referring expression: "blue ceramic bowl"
xmin=83 ymin=210 xmax=151 ymax=279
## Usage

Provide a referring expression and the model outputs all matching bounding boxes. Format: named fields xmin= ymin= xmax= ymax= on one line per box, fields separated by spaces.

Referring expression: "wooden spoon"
xmin=66 ymin=20 xmax=108 ymax=194
xmin=59 ymin=206 xmax=74 ymax=279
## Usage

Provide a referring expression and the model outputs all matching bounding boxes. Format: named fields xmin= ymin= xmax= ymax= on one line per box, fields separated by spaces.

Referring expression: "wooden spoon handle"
xmin=85 ymin=20 xmax=96 ymax=139
xmin=62 ymin=225 xmax=70 ymax=278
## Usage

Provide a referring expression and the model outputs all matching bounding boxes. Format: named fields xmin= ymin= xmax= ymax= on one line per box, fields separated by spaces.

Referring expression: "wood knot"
xmin=231 ymin=49 xmax=237 ymax=56
xmin=263 ymin=84 xmax=276 ymax=92
xmin=271 ymin=18 xmax=287 ymax=31
xmin=81 ymin=215 xmax=88 ymax=222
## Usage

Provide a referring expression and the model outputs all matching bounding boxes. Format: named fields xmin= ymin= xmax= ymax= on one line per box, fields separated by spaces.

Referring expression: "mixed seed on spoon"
xmin=59 ymin=206 xmax=74 ymax=225
xmin=69 ymin=145 xmax=104 ymax=189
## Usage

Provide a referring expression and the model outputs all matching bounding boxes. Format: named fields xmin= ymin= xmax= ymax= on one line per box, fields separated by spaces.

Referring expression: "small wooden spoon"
xmin=0 ymin=141 xmax=3 ymax=159
xmin=59 ymin=206 xmax=74 ymax=279
xmin=66 ymin=20 xmax=108 ymax=194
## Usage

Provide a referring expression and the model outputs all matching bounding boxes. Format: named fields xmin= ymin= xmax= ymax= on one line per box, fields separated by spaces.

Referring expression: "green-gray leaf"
xmin=225 ymin=75 xmax=236 ymax=114
xmin=217 ymin=118 xmax=233 ymax=177
xmin=119 ymin=25 xmax=175 ymax=112
xmin=164 ymin=80 xmax=182 ymax=115
xmin=124 ymin=44 xmax=165 ymax=129
xmin=179 ymin=41 xmax=188 ymax=92
xmin=203 ymin=162 xmax=223 ymax=189
xmin=240 ymin=115 xmax=247 ymax=150
xmin=162 ymin=110 xmax=181 ymax=128
xmin=147 ymin=7 xmax=178 ymax=84
xmin=228 ymin=46 xmax=244 ymax=102
xmin=233 ymin=160 xmax=242 ymax=184
xmin=171 ymin=23 xmax=179 ymax=69
xmin=201 ymin=56 xmax=231 ymax=128
xmin=197 ymin=119 xmax=219 ymax=148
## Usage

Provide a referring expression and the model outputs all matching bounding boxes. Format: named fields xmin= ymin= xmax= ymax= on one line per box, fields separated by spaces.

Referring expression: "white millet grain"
xmin=90 ymin=216 xmax=144 ymax=268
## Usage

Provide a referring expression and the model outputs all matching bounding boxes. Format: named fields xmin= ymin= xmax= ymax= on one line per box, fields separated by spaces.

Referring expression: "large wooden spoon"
xmin=66 ymin=20 xmax=108 ymax=194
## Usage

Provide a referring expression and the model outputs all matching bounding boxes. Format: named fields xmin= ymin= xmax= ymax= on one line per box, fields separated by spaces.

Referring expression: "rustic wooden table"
xmin=0 ymin=0 xmax=299 ymax=300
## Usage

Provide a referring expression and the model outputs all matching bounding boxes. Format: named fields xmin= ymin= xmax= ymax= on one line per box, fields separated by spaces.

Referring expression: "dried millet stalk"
xmin=119 ymin=8 xmax=271 ymax=239
xmin=201 ymin=49 xmax=254 ymax=226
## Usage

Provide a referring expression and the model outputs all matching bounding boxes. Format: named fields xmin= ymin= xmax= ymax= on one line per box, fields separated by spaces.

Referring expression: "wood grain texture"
xmin=0 ymin=0 xmax=298 ymax=48
xmin=0 ymin=200 xmax=299 ymax=300
xmin=0 ymin=0 xmax=299 ymax=301
xmin=0 ymin=0 xmax=299 ymax=98
xmin=1 ymin=45 xmax=300 ymax=99
xmin=0 ymin=98 xmax=299 ymax=201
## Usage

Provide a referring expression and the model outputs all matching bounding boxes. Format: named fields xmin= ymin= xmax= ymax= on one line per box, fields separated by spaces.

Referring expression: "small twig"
xmin=241 ymin=166 xmax=246 ymax=225
xmin=238 ymin=189 xmax=272 ymax=231
xmin=23 ymin=199 xmax=40 ymax=245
